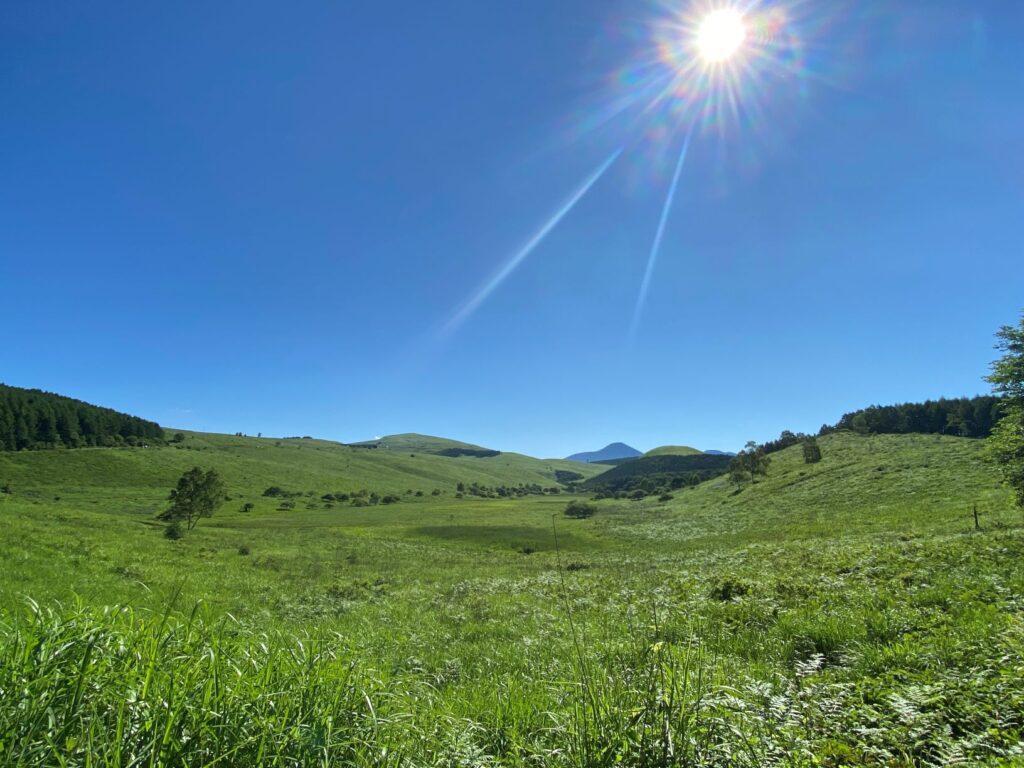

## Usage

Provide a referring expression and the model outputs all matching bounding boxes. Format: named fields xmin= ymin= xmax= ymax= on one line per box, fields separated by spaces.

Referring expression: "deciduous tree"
xmin=729 ymin=441 xmax=771 ymax=484
xmin=987 ymin=313 xmax=1024 ymax=507
xmin=159 ymin=467 xmax=226 ymax=533
xmin=802 ymin=437 xmax=823 ymax=464
xmin=564 ymin=500 xmax=597 ymax=519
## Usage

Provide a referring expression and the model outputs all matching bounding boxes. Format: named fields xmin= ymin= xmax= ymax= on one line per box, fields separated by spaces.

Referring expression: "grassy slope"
xmin=0 ymin=431 xmax=1014 ymax=611
xmin=349 ymin=432 xmax=489 ymax=453
xmin=643 ymin=444 xmax=703 ymax=456
xmin=596 ymin=431 xmax=1012 ymax=544
xmin=2 ymin=431 xmax=1023 ymax=765
xmin=0 ymin=430 xmax=605 ymax=501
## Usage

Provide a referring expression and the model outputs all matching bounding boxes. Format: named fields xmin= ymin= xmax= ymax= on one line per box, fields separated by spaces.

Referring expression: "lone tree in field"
xmin=729 ymin=441 xmax=771 ymax=484
xmin=159 ymin=467 xmax=226 ymax=534
xmin=564 ymin=500 xmax=597 ymax=519
xmin=802 ymin=436 xmax=823 ymax=464
xmin=987 ymin=312 xmax=1024 ymax=507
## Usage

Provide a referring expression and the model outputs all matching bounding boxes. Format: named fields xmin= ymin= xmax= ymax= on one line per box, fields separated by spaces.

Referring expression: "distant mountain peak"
xmin=565 ymin=442 xmax=642 ymax=463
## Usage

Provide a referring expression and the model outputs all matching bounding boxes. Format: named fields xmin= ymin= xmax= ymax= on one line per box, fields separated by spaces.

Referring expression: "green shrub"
xmin=564 ymin=500 xmax=597 ymax=519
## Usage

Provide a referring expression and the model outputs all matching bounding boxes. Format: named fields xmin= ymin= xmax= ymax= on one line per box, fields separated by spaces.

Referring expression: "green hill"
xmin=0 ymin=429 xmax=607 ymax=513
xmin=584 ymin=452 xmax=732 ymax=494
xmin=349 ymin=432 xmax=493 ymax=454
xmin=609 ymin=431 xmax=1013 ymax=545
xmin=643 ymin=445 xmax=703 ymax=457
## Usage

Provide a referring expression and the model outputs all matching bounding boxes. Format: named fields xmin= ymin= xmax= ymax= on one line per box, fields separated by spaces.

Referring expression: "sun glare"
xmin=696 ymin=8 xmax=746 ymax=63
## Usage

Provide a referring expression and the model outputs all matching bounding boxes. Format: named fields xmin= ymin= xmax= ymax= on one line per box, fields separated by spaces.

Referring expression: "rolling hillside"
xmin=0 ymin=429 xmax=607 ymax=512
xmin=348 ymin=433 xmax=493 ymax=454
xmin=604 ymin=431 xmax=1014 ymax=545
xmin=584 ymin=451 xmax=732 ymax=493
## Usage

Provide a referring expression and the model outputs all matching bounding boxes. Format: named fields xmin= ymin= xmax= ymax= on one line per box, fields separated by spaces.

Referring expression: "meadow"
xmin=1 ymin=431 xmax=1023 ymax=766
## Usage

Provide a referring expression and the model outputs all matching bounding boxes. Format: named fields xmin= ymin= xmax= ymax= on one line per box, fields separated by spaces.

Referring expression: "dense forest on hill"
xmin=0 ymin=384 xmax=164 ymax=451
xmin=755 ymin=395 xmax=1004 ymax=458
xmin=822 ymin=395 xmax=1002 ymax=439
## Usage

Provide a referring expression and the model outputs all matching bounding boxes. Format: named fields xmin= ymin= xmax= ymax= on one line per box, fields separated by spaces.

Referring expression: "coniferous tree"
xmin=0 ymin=384 xmax=163 ymax=451
xmin=824 ymin=395 xmax=1003 ymax=439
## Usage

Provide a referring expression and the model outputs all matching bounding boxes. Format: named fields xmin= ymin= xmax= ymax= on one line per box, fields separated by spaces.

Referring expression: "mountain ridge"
xmin=566 ymin=442 xmax=642 ymax=463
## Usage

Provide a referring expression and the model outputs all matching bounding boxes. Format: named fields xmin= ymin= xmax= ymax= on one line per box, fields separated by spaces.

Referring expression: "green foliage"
xmin=987 ymin=408 xmax=1024 ymax=508
xmin=0 ymin=383 xmax=164 ymax=451
xmin=761 ymin=429 xmax=807 ymax=455
xmin=729 ymin=440 xmax=771 ymax=483
xmin=822 ymin=395 xmax=1003 ymax=438
xmin=802 ymin=436 xmax=823 ymax=464
xmin=159 ymin=467 xmax=225 ymax=531
xmin=986 ymin=312 xmax=1024 ymax=507
xmin=988 ymin=314 xmax=1024 ymax=401
xmin=564 ymin=499 xmax=597 ymax=518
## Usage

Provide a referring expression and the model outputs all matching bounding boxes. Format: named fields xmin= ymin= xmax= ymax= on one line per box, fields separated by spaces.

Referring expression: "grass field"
xmin=2 ymin=431 xmax=1023 ymax=766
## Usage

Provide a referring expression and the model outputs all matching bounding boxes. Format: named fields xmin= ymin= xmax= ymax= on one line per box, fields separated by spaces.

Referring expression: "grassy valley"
xmin=2 ymin=426 xmax=1023 ymax=765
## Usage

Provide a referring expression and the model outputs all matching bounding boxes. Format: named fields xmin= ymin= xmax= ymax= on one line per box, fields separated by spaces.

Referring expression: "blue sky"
xmin=3 ymin=1 xmax=1022 ymax=458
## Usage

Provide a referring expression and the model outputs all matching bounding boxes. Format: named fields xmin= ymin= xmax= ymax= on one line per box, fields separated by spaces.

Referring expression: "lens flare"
xmin=630 ymin=126 xmax=693 ymax=341
xmin=573 ymin=0 xmax=835 ymax=339
xmin=435 ymin=0 xmax=842 ymax=340
xmin=696 ymin=8 xmax=746 ymax=62
xmin=440 ymin=149 xmax=622 ymax=337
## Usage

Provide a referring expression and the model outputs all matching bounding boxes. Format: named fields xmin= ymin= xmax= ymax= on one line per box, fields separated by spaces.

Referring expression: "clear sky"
xmin=3 ymin=1 xmax=1023 ymax=458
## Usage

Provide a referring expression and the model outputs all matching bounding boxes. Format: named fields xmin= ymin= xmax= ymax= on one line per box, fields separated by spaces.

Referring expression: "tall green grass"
xmin=2 ymin=431 xmax=1024 ymax=765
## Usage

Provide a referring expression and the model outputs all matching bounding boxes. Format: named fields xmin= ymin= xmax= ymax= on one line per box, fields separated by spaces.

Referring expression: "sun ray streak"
xmin=629 ymin=124 xmax=694 ymax=341
xmin=440 ymin=148 xmax=623 ymax=337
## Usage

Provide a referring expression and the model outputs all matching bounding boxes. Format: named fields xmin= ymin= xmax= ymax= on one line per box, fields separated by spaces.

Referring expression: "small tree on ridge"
xmin=729 ymin=441 xmax=771 ymax=484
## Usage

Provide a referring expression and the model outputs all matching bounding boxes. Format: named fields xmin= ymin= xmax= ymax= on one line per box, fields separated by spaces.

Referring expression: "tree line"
xmin=0 ymin=384 xmax=164 ymax=451
xmin=820 ymin=395 xmax=1002 ymax=439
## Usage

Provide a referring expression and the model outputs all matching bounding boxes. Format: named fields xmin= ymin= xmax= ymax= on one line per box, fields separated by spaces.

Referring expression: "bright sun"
xmin=696 ymin=8 xmax=746 ymax=63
